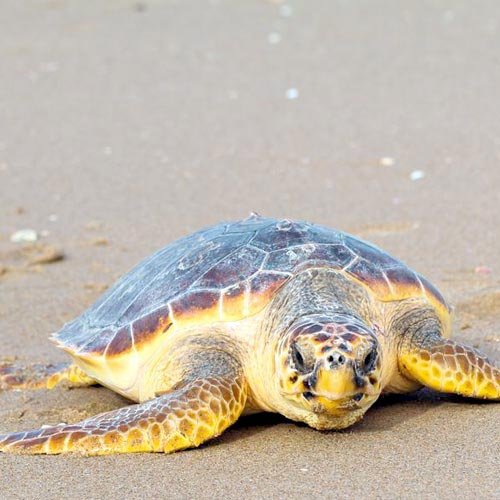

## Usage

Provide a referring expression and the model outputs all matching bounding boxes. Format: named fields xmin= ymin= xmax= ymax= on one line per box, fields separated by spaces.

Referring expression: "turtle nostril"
xmin=327 ymin=353 xmax=346 ymax=367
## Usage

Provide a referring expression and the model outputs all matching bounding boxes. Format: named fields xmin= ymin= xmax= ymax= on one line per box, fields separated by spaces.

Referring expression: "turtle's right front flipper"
xmin=0 ymin=350 xmax=247 ymax=455
xmin=399 ymin=336 xmax=500 ymax=399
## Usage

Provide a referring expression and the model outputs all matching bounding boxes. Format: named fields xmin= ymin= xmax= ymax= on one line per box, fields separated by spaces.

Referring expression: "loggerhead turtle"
xmin=0 ymin=215 xmax=498 ymax=455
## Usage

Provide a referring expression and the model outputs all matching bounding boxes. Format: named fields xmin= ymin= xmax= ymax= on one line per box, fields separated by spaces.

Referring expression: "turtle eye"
xmin=362 ymin=347 xmax=377 ymax=374
xmin=291 ymin=343 xmax=315 ymax=374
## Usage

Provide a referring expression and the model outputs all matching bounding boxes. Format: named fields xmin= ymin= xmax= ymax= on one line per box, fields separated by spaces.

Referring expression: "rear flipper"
xmin=0 ymin=360 xmax=95 ymax=391
xmin=399 ymin=337 xmax=500 ymax=399
xmin=0 ymin=351 xmax=247 ymax=455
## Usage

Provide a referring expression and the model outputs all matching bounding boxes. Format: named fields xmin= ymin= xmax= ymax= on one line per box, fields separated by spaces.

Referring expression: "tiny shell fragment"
xmin=409 ymin=170 xmax=425 ymax=181
xmin=10 ymin=229 xmax=38 ymax=243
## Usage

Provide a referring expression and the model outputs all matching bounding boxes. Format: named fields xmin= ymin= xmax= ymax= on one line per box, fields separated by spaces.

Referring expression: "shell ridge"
xmin=103 ymin=326 xmax=125 ymax=358
xmin=245 ymin=243 xmax=270 ymax=255
xmin=89 ymin=223 xmax=229 ymax=323
xmin=193 ymin=245 xmax=246 ymax=287
xmin=90 ymin=237 xmax=189 ymax=318
xmin=110 ymin=241 xmax=197 ymax=324
xmin=93 ymin=226 xmax=236 ymax=326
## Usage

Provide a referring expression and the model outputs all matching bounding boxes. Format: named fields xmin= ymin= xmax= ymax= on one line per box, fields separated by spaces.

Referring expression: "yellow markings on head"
xmin=313 ymin=396 xmax=351 ymax=415
xmin=314 ymin=366 xmax=356 ymax=399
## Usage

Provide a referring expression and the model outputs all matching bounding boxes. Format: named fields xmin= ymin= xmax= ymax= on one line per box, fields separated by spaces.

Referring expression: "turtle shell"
xmin=53 ymin=216 xmax=449 ymax=385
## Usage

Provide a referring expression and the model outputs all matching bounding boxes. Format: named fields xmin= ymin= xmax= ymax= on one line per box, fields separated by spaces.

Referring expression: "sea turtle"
xmin=0 ymin=215 xmax=498 ymax=455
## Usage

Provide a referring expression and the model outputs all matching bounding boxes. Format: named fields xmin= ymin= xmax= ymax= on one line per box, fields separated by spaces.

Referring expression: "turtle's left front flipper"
xmin=399 ymin=336 xmax=500 ymax=399
xmin=0 ymin=360 xmax=95 ymax=391
xmin=0 ymin=351 xmax=247 ymax=455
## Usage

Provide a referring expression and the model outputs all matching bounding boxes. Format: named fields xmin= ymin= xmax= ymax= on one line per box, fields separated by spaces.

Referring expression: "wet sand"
xmin=0 ymin=1 xmax=499 ymax=498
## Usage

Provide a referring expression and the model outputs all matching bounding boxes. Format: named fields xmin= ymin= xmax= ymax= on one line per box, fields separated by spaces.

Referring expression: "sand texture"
xmin=0 ymin=1 xmax=499 ymax=498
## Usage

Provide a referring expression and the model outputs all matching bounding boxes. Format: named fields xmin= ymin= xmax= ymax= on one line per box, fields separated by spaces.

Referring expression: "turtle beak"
xmin=307 ymin=361 xmax=358 ymax=400
xmin=303 ymin=350 xmax=380 ymax=413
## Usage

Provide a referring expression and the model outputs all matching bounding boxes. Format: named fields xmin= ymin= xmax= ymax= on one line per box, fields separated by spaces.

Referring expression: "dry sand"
xmin=0 ymin=1 xmax=499 ymax=498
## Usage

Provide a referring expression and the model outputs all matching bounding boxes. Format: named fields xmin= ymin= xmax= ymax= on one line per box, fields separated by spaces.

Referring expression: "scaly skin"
xmin=391 ymin=299 xmax=500 ymax=400
xmin=0 ymin=269 xmax=498 ymax=455
xmin=0 ymin=358 xmax=247 ymax=455
xmin=399 ymin=338 xmax=500 ymax=399
xmin=246 ymin=270 xmax=387 ymax=430
xmin=0 ymin=361 xmax=95 ymax=391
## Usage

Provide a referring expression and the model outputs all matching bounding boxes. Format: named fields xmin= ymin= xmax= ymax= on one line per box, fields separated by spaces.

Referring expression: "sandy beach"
xmin=0 ymin=1 xmax=499 ymax=498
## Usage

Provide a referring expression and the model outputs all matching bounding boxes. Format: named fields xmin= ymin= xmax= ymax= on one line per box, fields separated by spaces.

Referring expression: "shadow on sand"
xmin=207 ymin=388 xmax=498 ymax=448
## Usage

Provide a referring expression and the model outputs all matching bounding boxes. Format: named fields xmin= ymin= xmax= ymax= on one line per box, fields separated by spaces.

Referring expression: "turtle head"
xmin=276 ymin=314 xmax=383 ymax=429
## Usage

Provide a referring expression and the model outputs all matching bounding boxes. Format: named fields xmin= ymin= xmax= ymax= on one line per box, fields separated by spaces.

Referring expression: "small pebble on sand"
xmin=84 ymin=282 xmax=109 ymax=293
xmin=286 ymin=88 xmax=299 ymax=100
xmin=280 ymin=4 xmax=293 ymax=17
xmin=28 ymin=245 xmax=64 ymax=265
xmin=85 ymin=220 xmax=104 ymax=230
xmin=484 ymin=335 xmax=499 ymax=343
xmin=268 ymin=32 xmax=281 ymax=44
xmin=91 ymin=237 xmax=109 ymax=246
xmin=379 ymin=157 xmax=395 ymax=167
xmin=409 ymin=170 xmax=425 ymax=181
xmin=10 ymin=229 xmax=38 ymax=243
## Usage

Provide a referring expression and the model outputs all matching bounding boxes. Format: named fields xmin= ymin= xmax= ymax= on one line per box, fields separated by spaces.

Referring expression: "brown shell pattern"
xmin=53 ymin=215 xmax=448 ymax=359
